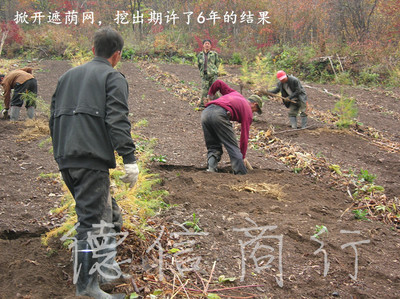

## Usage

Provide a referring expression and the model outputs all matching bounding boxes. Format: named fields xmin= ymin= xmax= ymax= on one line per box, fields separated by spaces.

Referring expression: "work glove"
xmin=243 ymin=158 xmax=253 ymax=170
xmin=121 ymin=163 xmax=139 ymax=187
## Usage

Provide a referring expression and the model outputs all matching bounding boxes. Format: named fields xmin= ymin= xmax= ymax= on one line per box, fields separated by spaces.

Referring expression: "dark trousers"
xmin=201 ymin=104 xmax=247 ymax=174
xmin=11 ymin=78 xmax=37 ymax=107
xmin=61 ymin=168 xmax=123 ymax=240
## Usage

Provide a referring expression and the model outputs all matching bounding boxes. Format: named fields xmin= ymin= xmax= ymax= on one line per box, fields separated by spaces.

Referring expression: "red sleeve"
xmin=208 ymin=80 xmax=235 ymax=96
xmin=239 ymin=115 xmax=252 ymax=158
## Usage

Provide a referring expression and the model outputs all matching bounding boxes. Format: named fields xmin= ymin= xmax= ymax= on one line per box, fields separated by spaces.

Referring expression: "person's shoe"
xmin=10 ymin=106 xmax=21 ymax=121
xmin=1 ymin=108 xmax=9 ymax=120
xmin=75 ymin=240 xmax=125 ymax=299
xmin=97 ymin=232 xmax=131 ymax=286
xmin=207 ymin=156 xmax=218 ymax=172
xmin=301 ymin=116 xmax=308 ymax=129
xmin=289 ymin=116 xmax=297 ymax=129
xmin=27 ymin=106 xmax=35 ymax=119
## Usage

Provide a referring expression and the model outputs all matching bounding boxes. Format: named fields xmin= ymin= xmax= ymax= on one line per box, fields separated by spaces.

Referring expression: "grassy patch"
xmin=42 ymin=121 xmax=169 ymax=246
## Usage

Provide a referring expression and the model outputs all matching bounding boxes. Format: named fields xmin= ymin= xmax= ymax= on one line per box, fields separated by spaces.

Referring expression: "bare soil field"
xmin=0 ymin=59 xmax=399 ymax=299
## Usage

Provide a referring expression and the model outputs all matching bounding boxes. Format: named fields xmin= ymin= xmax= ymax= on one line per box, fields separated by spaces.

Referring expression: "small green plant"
xmin=218 ymin=275 xmax=237 ymax=284
xmin=133 ymin=119 xmax=148 ymax=128
xmin=168 ymin=248 xmax=181 ymax=254
xmin=183 ymin=213 xmax=202 ymax=232
xmin=329 ymin=164 xmax=342 ymax=175
xmin=150 ymin=155 xmax=167 ymax=163
xmin=122 ymin=47 xmax=135 ymax=60
xmin=39 ymin=172 xmax=59 ymax=179
xmin=332 ymin=95 xmax=358 ymax=128
xmin=293 ymin=167 xmax=303 ymax=174
xmin=39 ymin=137 xmax=52 ymax=148
xmin=20 ymin=91 xmax=38 ymax=108
xmin=357 ymin=169 xmax=376 ymax=183
xmin=359 ymin=70 xmax=379 ymax=86
xmin=230 ymin=52 xmax=243 ymax=65
xmin=353 ymin=209 xmax=369 ymax=220
xmin=46 ymin=248 xmax=58 ymax=257
xmin=313 ymin=225 xmax=328 ymax=239
xmin=335 ymin=71 xmax=353 ymax=85
xmin=20 ymin=91 xmax=50 ymax=116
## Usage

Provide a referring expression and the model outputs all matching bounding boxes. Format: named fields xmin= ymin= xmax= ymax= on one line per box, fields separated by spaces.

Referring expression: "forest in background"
xmin=1 ymin=0 xmax=400 ymax=86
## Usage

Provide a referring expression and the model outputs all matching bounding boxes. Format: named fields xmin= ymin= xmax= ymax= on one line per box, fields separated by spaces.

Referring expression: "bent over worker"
xmin=201 ymin=80 xmax=262 ymax=175
xmin=268 ymin=70 xmax=308 ymax=129
xmin=50 ymin=27 xmax=137 ymax=299
xmin=0 ymin=67 xmax=37 ymax=120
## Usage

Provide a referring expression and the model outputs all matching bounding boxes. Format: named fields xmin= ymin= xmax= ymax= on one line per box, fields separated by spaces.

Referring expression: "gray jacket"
xmin=269 ymin=75 xmax=307 ymax=103
xmin=50 ymin=57 xmax=136 ymax=171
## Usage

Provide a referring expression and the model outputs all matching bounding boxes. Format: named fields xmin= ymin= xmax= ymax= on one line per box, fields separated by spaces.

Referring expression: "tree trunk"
xmin=0 ymin=29 xmax=9 ymax=57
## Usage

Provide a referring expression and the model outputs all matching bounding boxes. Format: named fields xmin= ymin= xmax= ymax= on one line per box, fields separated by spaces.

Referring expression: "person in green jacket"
xmin=197 ymin=39 xmax=220 ymax=107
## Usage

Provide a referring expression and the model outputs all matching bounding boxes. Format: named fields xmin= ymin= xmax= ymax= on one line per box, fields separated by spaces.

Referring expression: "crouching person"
xmin=201 ymin=80 xmax=262 ymax=174
xmin=0 ymin=68 xmax=37 ymax=120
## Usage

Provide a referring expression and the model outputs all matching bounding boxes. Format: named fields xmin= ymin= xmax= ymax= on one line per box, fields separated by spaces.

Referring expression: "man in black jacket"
xmin=268 ymin=70 xmax=308 ymax=129
xmin=50 ymin=27 xmax=137 ymax=299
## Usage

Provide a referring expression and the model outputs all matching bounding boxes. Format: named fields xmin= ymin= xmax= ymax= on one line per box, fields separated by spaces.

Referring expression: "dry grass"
xmin=229 ymin=181 xmax=286 ymax=201
xmin=17 ymin=119 xmax=50 ymax=142
xmin=0 ymin=58 xmax=21 ymax=74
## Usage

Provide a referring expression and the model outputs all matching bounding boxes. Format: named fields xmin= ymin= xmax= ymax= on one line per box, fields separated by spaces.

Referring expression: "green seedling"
xmin=313 ymin=225 xmax=328 ymax=239
xmin=329 ymin=164 xmax=342 ymax=175
xmin=353 ymin=209 xmax=369 ymax=220
xmin=332 ymin=95 xmax=358 ymax=128
xmin=293 ymin=167 xmax=303 ymax=174
xmin=129 ymin=293 xmax=139 ymax=299
xmin=218 ymin=275 xmax=237 ymax=284
xmin=357 ymin=169 xmax=376 ymax=183
xmin=168 ymin=248 xmax=181 ymax=254
xmin=183 ymin=213 xmax=202 ymax=232
xmin=150 ymin=155 xmax=167 ymax=163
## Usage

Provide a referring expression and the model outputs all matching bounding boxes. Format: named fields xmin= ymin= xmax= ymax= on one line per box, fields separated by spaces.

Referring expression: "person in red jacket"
xmin=201 ymin=80 xmax=262 ymax=174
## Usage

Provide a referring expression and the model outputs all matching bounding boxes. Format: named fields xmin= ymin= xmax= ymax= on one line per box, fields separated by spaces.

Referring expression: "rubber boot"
xmin=301 ymin=116 xmax=308 ymax=129
xmin=75 ymin=240 xmax=125 ymax=299
xmin=26 ymin=106 xmax=35 ymax=119
xmin=9 ymin=106 xmax=21 ymax=121
xmin=289 ymin=116 xmax=297 ymax=129
xmin=207 ymin=156 xmax=218 ymax=172
xmin=1 ymin=108 xmax=9 ymax=120
xmin=98 ymin=232 xmax=131 ymax=286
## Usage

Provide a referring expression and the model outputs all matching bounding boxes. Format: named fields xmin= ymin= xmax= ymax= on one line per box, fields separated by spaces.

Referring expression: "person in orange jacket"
xmin=0 ymin=67 xmax=37 ymax=120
